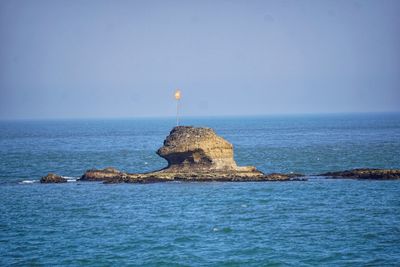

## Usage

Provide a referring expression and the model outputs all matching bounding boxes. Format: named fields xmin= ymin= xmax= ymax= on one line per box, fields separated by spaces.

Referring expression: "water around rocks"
xmin=78 ymin=126 xmax=399 ymax=183
xmin=1 ymin=114 xmax=400 ymax=265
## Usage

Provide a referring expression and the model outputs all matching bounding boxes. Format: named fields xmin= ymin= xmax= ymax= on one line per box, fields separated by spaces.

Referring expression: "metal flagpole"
xmin=174 ymin=89 xmax=181 ymax=126
xmin=176 ymin=98 xmax=179 ymax=126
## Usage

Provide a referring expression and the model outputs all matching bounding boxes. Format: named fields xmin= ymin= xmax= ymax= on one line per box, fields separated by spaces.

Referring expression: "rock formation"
xmin=156 ymin=126 xmax=262 ymax=175
xmin=78 ymin=126 xmax=304 ymax=183
xmin=78 ymin=167 xmax=305 ymax=183
xmin=39 ymin=126 xmax=400 ymax=184
xmin=319 ymin=168 xmax=400 ymax=180
xmin=80 ymin=167 xmax=123 ymax=181
xmin=40 ymin=173 xmax=67 ymax=183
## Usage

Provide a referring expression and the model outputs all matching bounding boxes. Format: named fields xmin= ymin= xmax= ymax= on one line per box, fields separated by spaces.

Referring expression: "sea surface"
xmin=1 ymin=113 xmax=400 ymax=266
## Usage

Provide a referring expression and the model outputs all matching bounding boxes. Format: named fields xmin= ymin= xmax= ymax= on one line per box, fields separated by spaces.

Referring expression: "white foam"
xmin=19 ymin=180 xmax=37 ymax=184
xmin=62 ymin=176 xmax=77 ymax=182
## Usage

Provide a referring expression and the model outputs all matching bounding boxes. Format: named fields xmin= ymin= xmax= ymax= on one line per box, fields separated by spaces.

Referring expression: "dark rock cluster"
xmin=39 ymin=126 xmax=400 ymax=184
xmin=319 ymin=168 xmax=400 ymax=180
xmin=40 ymin=173 xmax=67 ymax=183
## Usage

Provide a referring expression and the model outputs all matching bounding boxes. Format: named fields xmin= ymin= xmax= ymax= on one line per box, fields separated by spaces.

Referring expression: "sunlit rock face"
xmin=156 ymin=126 xmax=257 ymax=173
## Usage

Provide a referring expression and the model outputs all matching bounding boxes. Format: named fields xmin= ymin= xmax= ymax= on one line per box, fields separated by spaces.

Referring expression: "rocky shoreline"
xmin=39 ymin=126 xmax=400 ymax=184
xmin=40 ymin=167 xmax=400 ymax=184
xmin=77 ymin=167 xmax=307 ymax=183
xmin=318 ymin=168 xmax=400 ymax=180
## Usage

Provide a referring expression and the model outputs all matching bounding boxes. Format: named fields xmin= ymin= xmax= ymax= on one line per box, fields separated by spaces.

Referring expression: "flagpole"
xmin=176 ymin=98 xmax=179 ymax=126
xmin=174 ymin=89 xmax=181 ymax=127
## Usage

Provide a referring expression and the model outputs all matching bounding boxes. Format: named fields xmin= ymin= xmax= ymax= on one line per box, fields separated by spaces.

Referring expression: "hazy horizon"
xmin=1 ymin=0 xmax=399 ymax=120
xmin=1 ymin=111 xmax=399 ymax=122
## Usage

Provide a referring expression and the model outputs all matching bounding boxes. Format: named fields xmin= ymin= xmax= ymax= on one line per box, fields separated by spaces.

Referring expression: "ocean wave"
xmin=19 ymin=180 xmax=37 ymax=184
xmin=62 ymin=176 xmax=78 ymax=182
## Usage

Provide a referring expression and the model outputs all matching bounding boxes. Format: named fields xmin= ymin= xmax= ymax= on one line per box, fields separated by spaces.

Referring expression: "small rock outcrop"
xmin=79 ymin=167 xmax=123 ymax=181
xmin=40 ymin=173 xmax=67 ymax=183
xmin=319 ymin=168 xmax=400 ymax=180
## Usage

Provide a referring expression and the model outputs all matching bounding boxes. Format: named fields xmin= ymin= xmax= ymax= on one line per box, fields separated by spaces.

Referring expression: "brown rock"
xmin=40 ymin=173 xmax=67 ymax=183
xmin=155 ymin=126 xmax=263 ymax=177
xmin=79 ymin=167 xmax=122 ymax=181
xmin=319 ymin=168 xmax=400 ymax=180
xmin=261 ymin=173 xmax=306 ymax=181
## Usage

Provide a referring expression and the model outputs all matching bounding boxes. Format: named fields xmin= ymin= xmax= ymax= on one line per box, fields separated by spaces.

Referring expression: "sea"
xmin=1 ymin=113 xmax=399 ymax=266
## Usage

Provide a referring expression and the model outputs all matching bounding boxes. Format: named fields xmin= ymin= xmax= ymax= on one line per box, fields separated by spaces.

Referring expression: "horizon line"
xmin=1 ymin=111 xmax=399 ymax=122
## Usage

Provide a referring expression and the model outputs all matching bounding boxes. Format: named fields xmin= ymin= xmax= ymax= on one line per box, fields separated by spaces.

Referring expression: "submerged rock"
xmin=40 ymin=173 xmax=67 ymax=183
xmin=319 ymin=168 xmax=400 ymax=180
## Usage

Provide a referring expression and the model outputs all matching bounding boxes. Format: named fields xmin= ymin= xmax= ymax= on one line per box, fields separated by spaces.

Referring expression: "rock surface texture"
xmin=40 ymin=173 xmax=67 ymax=183
xmin=80 ymin=167 xmax=123 ymax=181
xmin=156 ymin=126 xmax=260 ymax=175
xmin=319 ymin=168 xmax=400 ymax=180
xmin=78 ymin=126 xmax=304 ymax=183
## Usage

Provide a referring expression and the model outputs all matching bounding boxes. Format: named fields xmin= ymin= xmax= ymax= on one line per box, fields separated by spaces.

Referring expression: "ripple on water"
xmin=1 ymin=179 xmax=400 ymax=265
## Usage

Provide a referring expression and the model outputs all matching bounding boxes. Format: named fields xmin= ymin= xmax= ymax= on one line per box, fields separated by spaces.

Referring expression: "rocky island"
xmin=39 ymin=126 xmax=400 ymax=184
xmin=78 ymin=126 xmax=305 ymax=183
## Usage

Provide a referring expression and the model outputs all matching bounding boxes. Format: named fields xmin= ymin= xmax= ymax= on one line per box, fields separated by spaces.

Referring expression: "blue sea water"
xmin=1 ymin=113 xmax=400 ymax=266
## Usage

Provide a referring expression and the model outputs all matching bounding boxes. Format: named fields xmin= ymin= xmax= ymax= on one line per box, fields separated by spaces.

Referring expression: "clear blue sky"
xmin=0 ymin=0 xmax=399 ymax=119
